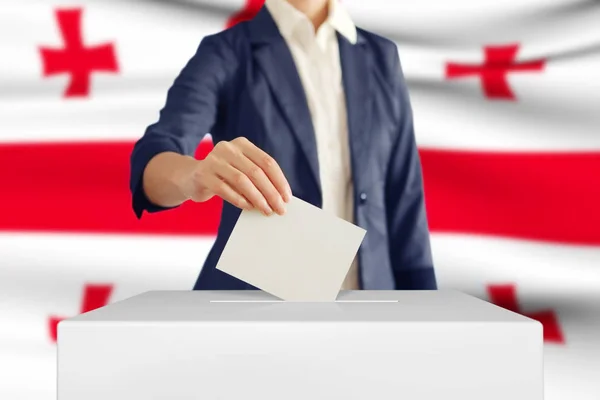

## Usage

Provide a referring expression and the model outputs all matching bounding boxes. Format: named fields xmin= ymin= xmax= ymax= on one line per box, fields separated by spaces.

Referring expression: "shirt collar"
xmin=265 ymin=0 xmax=358 ymax=45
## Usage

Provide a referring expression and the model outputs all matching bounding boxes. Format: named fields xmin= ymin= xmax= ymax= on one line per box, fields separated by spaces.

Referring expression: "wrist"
xmin=183 ymin=157 xmax=198 ymax=199
xmin=178 ymin=157 xmax=207 ymax=202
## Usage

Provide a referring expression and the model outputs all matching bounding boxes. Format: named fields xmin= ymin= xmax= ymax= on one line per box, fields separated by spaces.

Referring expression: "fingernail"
xmin=278 ymin=198 xmax=286 ymax=215
xmin=262 ymin=205 xmax=273 ymax=216
xmin=286 ymin=187 xmax=293 ymax=202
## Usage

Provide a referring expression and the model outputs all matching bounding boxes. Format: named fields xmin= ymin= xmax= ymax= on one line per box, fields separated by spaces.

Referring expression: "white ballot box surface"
xmin=58 ymin=290 xmax=543 ymax=400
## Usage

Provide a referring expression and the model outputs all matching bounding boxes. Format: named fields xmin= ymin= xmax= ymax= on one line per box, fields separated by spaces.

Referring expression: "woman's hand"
xmin=186 ymin=137 xmax=292 ymax=215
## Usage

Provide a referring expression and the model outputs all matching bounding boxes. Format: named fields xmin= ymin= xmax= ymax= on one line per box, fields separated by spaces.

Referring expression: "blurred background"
xmin=1 ymin=0 xmax=599 ymax=398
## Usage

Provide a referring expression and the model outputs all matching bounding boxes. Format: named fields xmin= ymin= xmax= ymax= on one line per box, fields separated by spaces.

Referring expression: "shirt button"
xmin=359 ymin=192 xmax=368 ymax=204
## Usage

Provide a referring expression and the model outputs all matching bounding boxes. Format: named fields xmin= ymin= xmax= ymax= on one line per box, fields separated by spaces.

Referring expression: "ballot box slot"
xmin=209 ymin=300 xmax=399 ymax=303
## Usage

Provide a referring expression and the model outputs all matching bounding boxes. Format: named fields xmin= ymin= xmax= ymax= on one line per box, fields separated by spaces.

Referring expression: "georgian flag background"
xmin=1 ymin=0 xmax=599 ymax=398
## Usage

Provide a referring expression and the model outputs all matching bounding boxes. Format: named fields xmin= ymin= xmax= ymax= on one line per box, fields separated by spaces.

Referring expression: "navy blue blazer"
xmin=130 ymin=7 xmax=437 ymax=291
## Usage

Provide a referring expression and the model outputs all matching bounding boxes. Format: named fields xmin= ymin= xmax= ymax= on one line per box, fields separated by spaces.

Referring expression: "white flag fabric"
xmin=1 ymin=0 xmax=599 ymax=399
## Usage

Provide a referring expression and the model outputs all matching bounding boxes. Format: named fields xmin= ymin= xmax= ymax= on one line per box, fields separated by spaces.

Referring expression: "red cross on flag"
xmin=0 ymin=0 xmax=599 ymax=399
xmin=39 ymin=9 xmax=119 ymax=97
xmin=445 ymin=44 xmax=546 ymax=100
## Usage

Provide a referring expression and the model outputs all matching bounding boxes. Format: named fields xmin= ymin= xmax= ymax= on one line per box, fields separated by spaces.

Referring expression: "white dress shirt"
xmin=265 ymin=0 xmax=360 ymax=290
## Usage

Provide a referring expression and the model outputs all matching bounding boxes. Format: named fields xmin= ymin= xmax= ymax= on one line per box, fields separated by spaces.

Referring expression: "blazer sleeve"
xmin=129 ymin=34 xmax=238 ymax=219
xmin=384 ymin=47 xmax=438 ymax=290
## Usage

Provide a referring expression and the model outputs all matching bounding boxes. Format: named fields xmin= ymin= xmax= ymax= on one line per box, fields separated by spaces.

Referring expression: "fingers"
xmin=233 ymin=138 xmax=292 ymax=203
xmin=202 ymin=138 xmax=292 ymax=214
xmin=202 ymin=174 xmax=252 ymax=211
xmin=226 ymin=154 xmax=287 ymax=215
xmin=216 ymin=161 xmax=275 ymax=216
xmin=211 ymin=138 xmax=290 ymax=215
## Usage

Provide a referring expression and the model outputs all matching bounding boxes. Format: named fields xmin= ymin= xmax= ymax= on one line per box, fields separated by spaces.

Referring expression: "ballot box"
xmin=57 ymin=290 xmax=543 ymax=400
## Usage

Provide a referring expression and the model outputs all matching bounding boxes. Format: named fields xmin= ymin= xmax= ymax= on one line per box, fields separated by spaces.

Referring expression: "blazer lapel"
xmin=248 ymin=8 xmax=321 ymax=195
xmin=338 ymin=32 xmax=372 ymax=191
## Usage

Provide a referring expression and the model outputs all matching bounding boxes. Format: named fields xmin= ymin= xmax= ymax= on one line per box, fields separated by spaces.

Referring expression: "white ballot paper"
xmin=216 ymin=196 xmax=366 ymax=301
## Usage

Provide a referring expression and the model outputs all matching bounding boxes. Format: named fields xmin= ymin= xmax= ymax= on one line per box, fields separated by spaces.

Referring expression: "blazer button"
xmin=359 ymin=192 xmax=368 ymax=204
